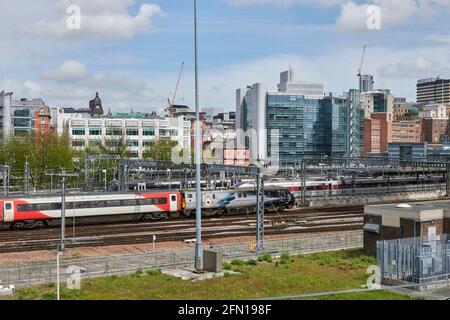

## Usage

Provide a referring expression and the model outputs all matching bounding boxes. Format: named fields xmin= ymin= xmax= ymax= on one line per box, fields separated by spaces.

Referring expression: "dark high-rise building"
xmin=417 ymin=78 xmax=450 ymax=104
xmin=89 ymin=92 xmax=104 ymax=116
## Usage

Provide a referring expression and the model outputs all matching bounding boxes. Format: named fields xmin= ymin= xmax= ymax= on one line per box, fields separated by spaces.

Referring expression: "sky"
xmin=0 ymin=0 xmax=449 ymax=114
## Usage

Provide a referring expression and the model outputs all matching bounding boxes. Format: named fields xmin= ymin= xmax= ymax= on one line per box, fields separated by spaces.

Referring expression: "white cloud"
xmin=191 ymin=46 xmax=450 ymax=108
xmin=226 ymin=0 xmax=345 ymax=5
xmin=227 ymin=0 xmax=450 ymax=32
xmin=336 ymin=0 xmax=450 ymax=32
xmin=41 ymin=60 xmax=88 ymax=81
xmin=336 ymin=0 xmax=419 ymax=32
xmin=24 ymin=81 xmax=43 ymax=98
xmin=32 ymin=0 xmax=163 ymax=40
xmin=427 ymin=34 xmax=450 ymax=44
xmin=5 ymin=45 xmax=450 ymax=113
xmin=378 ymin=56 xmax=447 ymax=78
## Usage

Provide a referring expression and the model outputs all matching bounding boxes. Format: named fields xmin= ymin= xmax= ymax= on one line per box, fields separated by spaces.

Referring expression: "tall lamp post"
xmin=102 ymin=169 xmax=107 ymax=190
xmin=194 ymin=0 xmax=203 ymax=272
xmin=46 ymin=170 xmax=79 ymax=300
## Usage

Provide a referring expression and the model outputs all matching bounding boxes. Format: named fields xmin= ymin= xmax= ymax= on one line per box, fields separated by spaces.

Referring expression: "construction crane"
xmin=166 ymin=62 xmax=185 ymax=118
xmin=357 ymin=45 xmax=367 ymax=91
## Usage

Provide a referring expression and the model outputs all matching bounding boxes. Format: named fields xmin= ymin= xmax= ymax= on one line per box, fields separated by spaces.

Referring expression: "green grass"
xmin=15 ymin=249 xmax=415 ymax=300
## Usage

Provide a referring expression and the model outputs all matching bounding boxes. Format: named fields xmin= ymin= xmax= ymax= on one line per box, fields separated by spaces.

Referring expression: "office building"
xmin=67 ymin=116 xmax=191 ymax=159
xmin=0 ymin=92 xmax=51 ymax=137
xmin=417 ymin=78 xmax=450 ymax=104
xmin=236 ymin=70 xmax=363 ymax=163
xmin=390 ymin=120 xmax=421 ymax=144
xmin=364 ymin=113 xmax=390 ymax=155
xmin=0 ymin=91 xmax=13 ymax=136
xmin=388 ymin=142 xmax=427 ymax=161
xmin=361 ymin=90 xmax=394 ymax=119
xmin=359 ymin=74 xmax=374 ymax=93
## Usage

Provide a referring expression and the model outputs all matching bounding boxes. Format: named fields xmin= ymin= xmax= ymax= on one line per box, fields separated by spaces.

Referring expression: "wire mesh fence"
xmin=0 ymin=232 xmax=363 ymax=288
xmin=377 ymin=234 xmax=450 ymax=285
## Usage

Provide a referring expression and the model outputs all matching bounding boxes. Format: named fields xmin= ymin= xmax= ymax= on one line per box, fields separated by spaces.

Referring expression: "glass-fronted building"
xmin=0 ymin=95 xmax=46 ymax=136
xmin=236 ymin=71 xmax=365 ymax=164
xmin=267 ymin=94 xmax=329 ymax=162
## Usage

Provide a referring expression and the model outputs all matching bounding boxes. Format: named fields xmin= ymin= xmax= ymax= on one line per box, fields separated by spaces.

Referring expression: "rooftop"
xmin=365 ymin=200 xmax=450 ymax=227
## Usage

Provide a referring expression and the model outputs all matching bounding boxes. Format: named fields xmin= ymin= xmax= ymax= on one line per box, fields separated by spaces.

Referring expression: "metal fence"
xmin=296 ymin=183 xmax=445 ymax=205
xmin=377 ymin=234 xmax=450 ymax=284
xmin=0 ymin=232 xmax=363 ymax=288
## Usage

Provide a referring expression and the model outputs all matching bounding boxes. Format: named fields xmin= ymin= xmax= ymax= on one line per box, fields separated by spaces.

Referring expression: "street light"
xmin=102 ymin=169 xmax=107 ymax=190
xmin=167 ymin=169 xmax=171 ymax=190
xmin=46 ymin=170 xmax=79 ymax=301
xmin=194 ymin=0 xmax=203 ymax=272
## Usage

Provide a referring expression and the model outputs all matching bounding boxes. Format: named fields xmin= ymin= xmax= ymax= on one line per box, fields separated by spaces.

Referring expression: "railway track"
xmin=0 ymin=206 xmax=364 ymax=253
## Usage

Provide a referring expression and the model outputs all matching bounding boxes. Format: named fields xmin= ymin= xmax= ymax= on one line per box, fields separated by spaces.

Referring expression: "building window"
xmin=127 ymin=140 xmax=139 ymax=147
xmin=106 ymin=128 xmax=123 ymax=136
xmin=89 ymin=128 xmax=102 ymax=136
xmin=126 ymin=129 xmax=139 ymax=136
xmin=142 ymin=128 xmax=155 ymax=136
xmin=13 ymin=109 xmax=30 ymax=117
xmin=72 ymin=128 xmax=85 ymax=136
xmin=72 ymin=140 xmax=85 ymax=147
xmin=13 ymin=118 xmax=31 ymax=127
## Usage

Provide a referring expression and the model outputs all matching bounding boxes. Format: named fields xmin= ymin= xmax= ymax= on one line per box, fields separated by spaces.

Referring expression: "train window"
xmin=187 ymin=194 xmax=193 ymax=199
xmin=171 ymin=195 xmax=176 ymax=202
xmin=140 ymin=199 xmax=153 ymax=205
xmin=75 ymin=202 xmax=89 ymax=209
xmin=5 ymin=203 xmax=11 ymax=210
xmin=212 ymin=195 xmax=216 ymax=200
xmin=109 ymin=200 xmax=122 ymax=207
xmin=17 ymin=203 xmax=61 ymax=212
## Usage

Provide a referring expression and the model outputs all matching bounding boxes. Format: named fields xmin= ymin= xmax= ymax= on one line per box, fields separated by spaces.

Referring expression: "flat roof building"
xmin=417 ymin=78 xmax=450 ymax=104
xmin=364 ymin=200 xmax=450 ymax=255
xmin=67 ymin=117 xmax=191 ymax=159
xmin=236 ymin=70 xmax=364 ymax=164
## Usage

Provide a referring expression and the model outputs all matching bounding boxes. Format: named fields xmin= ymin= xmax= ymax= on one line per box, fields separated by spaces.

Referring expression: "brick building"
xmin=421 ymin=118 xmax=450 ymax=144
xmin=363 ymin=113 xmax=390 ymax=155
xmin=390 ymin=120 xmax=421 ymax=143
xmin=363 ymin=200 xmax=450 ymax=256
xmin=224 ymin=148 xmax=250 ymax=166
xmin=33 ymin=105 xmax=52 ymax=142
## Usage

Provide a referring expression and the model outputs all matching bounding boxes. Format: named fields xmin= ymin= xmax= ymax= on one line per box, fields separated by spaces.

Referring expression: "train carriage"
xmin=0 ymin=191 xmax=181 ymax=229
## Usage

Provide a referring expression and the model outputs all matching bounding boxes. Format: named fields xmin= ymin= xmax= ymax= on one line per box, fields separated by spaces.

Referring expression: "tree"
xmin=101 ymin=132 xmax=128 ymax=158
xmin=143 ymin=138 xmax=178 ymax=161
xmin=0 ymin=133 xmax=75 ymax=189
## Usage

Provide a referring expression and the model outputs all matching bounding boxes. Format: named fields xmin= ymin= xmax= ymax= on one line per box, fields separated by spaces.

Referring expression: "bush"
xmin=280 ymin=253 xmax=290 ymax=264
xmin=223 ymin=263 xmax=232 ymax=270
xmin=245 ymin=259 xmax=257 ymax=266
xmin=133 ymin=270 xmax=144 ymax=277
xmin=258 ymin=254 xmax=273 ymax=263
xmin=147 ymin=269 xmax=162 ymax=276
xmin=231 ymin=259 xmax=245 ymax=266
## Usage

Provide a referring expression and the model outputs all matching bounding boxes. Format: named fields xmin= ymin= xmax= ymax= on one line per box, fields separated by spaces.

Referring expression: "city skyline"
xmin=0 ymin=0 xmax=449 ymax=113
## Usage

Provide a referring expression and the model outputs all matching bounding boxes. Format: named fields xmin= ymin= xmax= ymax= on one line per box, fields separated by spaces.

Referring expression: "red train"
xmin=0 ymin=191 xmax=182 ymax=230
xmin=0 ymin=187 xmax=294 ymax=230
